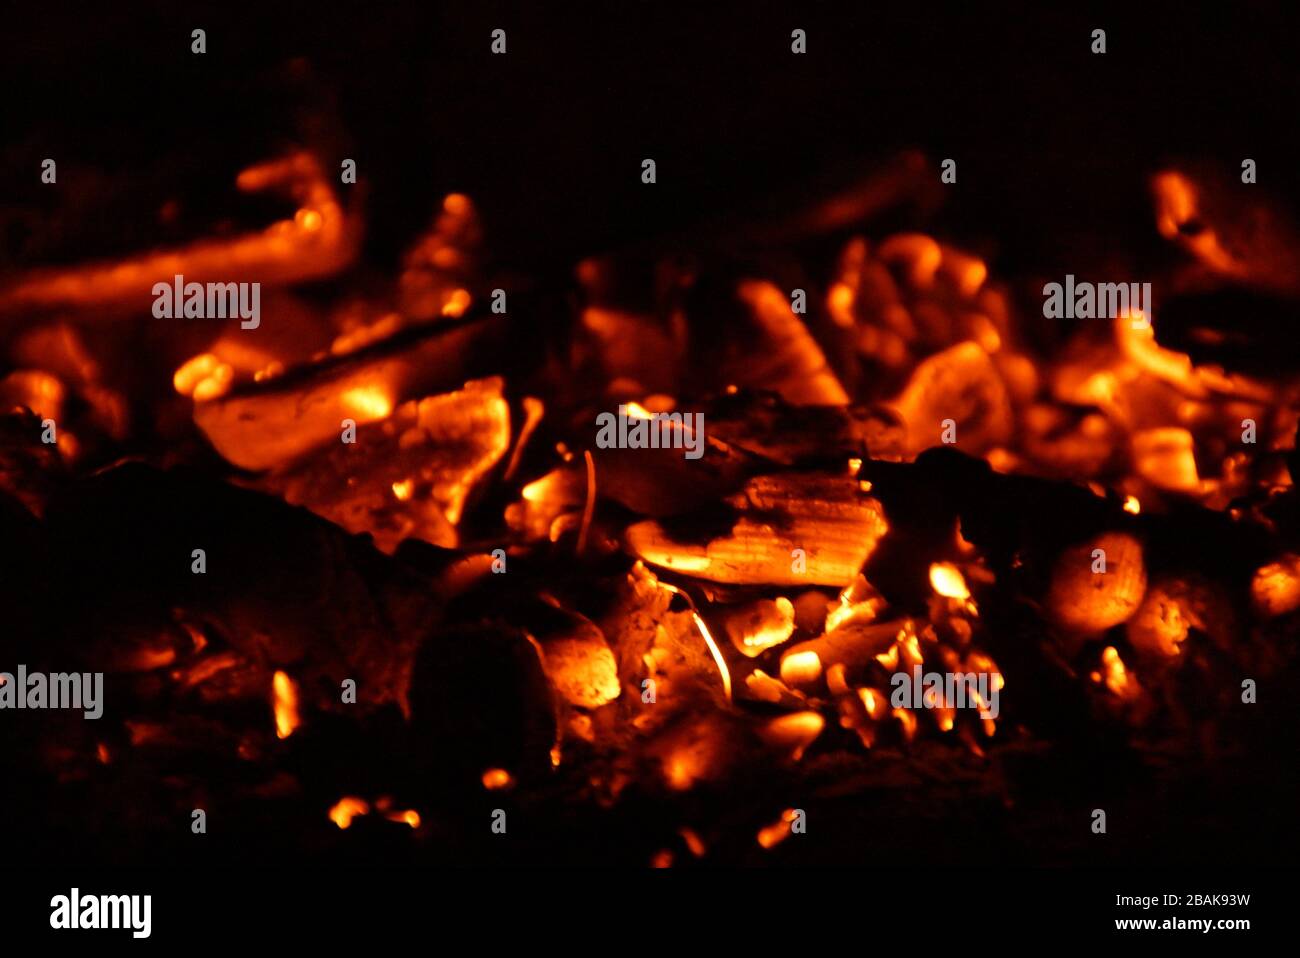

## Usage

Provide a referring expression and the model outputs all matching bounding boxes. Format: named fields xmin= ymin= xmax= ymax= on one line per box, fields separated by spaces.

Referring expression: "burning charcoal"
xmin=649 ymin=710 xmax=753 ymax=792
xmin=1020 ymin=404 xmax=1120 ymax=480
xmin=1 ymin=371 xmax=65 ymax=428
xmin=1045 ymin=531 xmax=1147 ymax=635
xmin=1152 ymin=168 xmax=1300 ymax=296
xmin=526 ymin=600 xmax=621 ymax=709
xmin=261 ymin=377 xmax=511 ymax=552
xmin=778 ymin=619 xmax=908 ymax=691
xmin=827 ymin=232 xmax=1008 ymax=394
xmin=740 ymin=669 xmax=807 ymax=708
xmin=728 ymin=280 xmax=850 ymax=406
xmin=43 ymin=462 xmax=438 ymax=714
xmin=1126 ymin=574 xmax=1236 ymax=662
xmin=0 ymin=151 xmax=356 ymax=318
xmin=575 ymin=305 xmax=684 ymax=398
xmin=700 ymin=389 xmax=872 ymax=466
xmin=190 ymin=315 xmax=506 ymax=471
xmin=757 ymin=711 xmax=824 ymax=761
xmin=625 ymin=472 xmax=888 ymax=586
xmin=1131 ymin=427 xmax=1201 ymax=494
xmin=889 ymin=341 xmax=1013 ymax=458
xmin=591 ymin=422 xmax=756 ymax=518
xmin=398 ymin=194 xmax=481 ymax=322
xmin=506 ymin=465 xmax=588 ymax=542
xmin=1250 ymin=554 xmax=1300 ymax=618
xmin=407 ymin=624 xmax=557 ymax=782
xmin=722 ymin=597 xmax=795 ymax=658
xmin=594 ymin=561 xmax=689 ymax=701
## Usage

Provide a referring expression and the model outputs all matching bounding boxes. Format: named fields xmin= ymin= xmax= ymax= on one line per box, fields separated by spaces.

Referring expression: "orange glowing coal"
xmin=481 ymin=768 xmax=514 ymax=790
xmin=329 ymin=796 xmax=369 ymax=829
xmin=929 ymin=562 xmax=970 ymax=600
xmin=757 ymin=809 xmax=800 ymax=849
xmin=384 ymin=809 xmax=421 ymax=829
xmin=272 ymin=670 xmax=300 ymax=740
xmin=1093 ymin=646 xmax=1140 ymax=701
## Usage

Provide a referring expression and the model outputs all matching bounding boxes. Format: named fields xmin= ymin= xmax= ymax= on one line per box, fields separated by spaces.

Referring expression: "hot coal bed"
xmin=2 ymin=9 xmax=1300 ymax=870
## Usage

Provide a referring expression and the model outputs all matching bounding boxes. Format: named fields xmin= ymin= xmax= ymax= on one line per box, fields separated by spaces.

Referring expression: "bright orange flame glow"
xmin=929 ymin=562 xmax=970 ymax=600
xmin=481 ymin=768 xmax=514 ymax=790
xmin=329 ymin=796 xmax=369 ymax=829
xmin=173 ymin=352 xmax=233 ymax=401
xmin=1096 ymin=646 xmax=1140 ymax=701
xmin=757 ymin=809 xmax=798 ymax=849
xmin=441 ymin=288 xmax=471 ymax=317
xmin=295 ymin=208 xmax=323 ymax=232
xmin=894 ymin=707 xmax=918 ymax=741
xmin=341 ymin=385 xmax=393 ymax=421
xmin=692 ymin=612 xmax=732 ymax=702
xmin=780 ymin=649 xmax=822 ymax=686
xmin=1123 ymin=495 xmax=1141 ymax=514
xmin=391 ymin=478 xmax=414 ymax=501
xmin=679 ymin=828 xmax=706 ymax=858
xmin=272 ymin=670 xmax=300 ymax=739
xmin=384 ymin=809 xmax=421 ymax=828
xmin=859 ymin=687 xmax=884 ymax=719
xmin=760 ymin=711 xmax=825 ymax=761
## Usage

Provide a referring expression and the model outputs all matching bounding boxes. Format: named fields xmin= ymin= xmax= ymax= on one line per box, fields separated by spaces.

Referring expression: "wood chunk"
xmin=528 ymin=603 xmax=621 ymax=709
xmin=626 ymin=473 xmax=887 ymax=586
xmin=193 ymin=315 xmax=505 ymax=471
xmin=734 ymin=280 xmax=850 ymax=406
xmin=890 ymin=341 xmax=1013 ymax=458
xmin=1046 ymin=531 xmax=1147 ymax=634
xmin=261 ymin=377 xmax=511 ymax=552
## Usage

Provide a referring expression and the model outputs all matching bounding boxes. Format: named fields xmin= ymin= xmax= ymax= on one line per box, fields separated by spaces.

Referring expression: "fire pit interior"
xmin=2 ymin=6 xmax=1298 ymax=871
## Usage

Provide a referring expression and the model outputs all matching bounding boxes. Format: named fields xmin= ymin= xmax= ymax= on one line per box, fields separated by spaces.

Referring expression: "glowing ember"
xmin=929 ymin=562 xmax=970 ymax=600
xmin=1093 ymin=646 xmax=1140 ymax=701
xmin=1123 ymin=495 xmax=1141 ymax=514
xmin=341 ymin=385 xmax=394 ymax=421
xmin=173 ymin=352 xmax=234 ymax=401
xmin=759 ymin=711 xmax=825 ymax=761
xmin=329 ymin=797 xmax=369 ymax=829
xmin=272 ymin=670 xmax=300 ymax=740
xmin=757 ymin=809 xmax=799 ymax=849
xmin=894 ymin=707 xmax=918 ymax=741
xmin=481 ymin=768 xmax=514 ymax=790
xmin=1251 ymin=555 xmax=1300 ymax=618
xmin=780 ymin=649 xmax=822 ymax=686
xmin=679 ymin=828 xmax=706 ymax=858
xmin=859 ymin=687 xmax=885 ymax=719
xmin=384 ymin=809 xmax=421 ymax=829
xmin=692 ymin=612 xmax=732 ymax=701
xmin=726 ymin=597 xmax=795 ymax=657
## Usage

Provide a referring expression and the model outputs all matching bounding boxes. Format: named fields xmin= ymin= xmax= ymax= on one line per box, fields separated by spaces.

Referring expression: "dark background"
xmin=2 ymin=1 xmax=1298 ymax=280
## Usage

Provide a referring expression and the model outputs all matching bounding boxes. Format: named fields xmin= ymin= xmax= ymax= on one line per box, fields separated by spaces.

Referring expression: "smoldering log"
xmin=190 ymin=313 xmax=508 ymax=471
xmin=41 ymin=462 xmax=440 ymax=713
xmin=626 ymin=472 xmax=888 ymax=586
xmin=591 ymin=432 xmax=757 ymax=518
